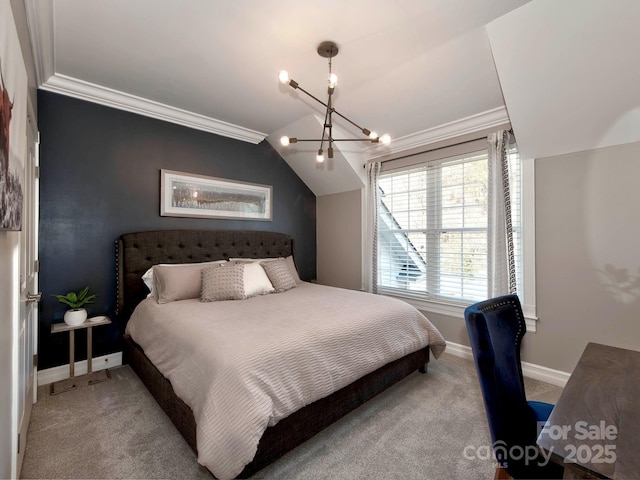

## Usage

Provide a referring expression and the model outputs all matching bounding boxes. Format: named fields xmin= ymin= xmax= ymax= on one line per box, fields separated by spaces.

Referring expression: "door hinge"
xmin=17 ymin=433 xmax=20 ymax=454
xmin=33 ymin=354 xmax=38 ymax=368
xmin=36 ymin=131 xmax=41 ymax=144
xmin=34 ymin=165 xmax=40 ymax=179
xmin=34 ymin=259 xmax=39 ymax=273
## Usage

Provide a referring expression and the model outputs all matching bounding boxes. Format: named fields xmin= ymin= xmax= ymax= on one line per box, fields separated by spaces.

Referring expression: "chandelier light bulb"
xmin=278 ymin=70 xmax=290 ymax=84
xmin=280 ymin=136 xmax=290 ymax=146
xmin=369 ymin=131 xmax=378 ymax=140
xmin=316 ymin=149 xmax=325 ymax=163
xmin=328 ymin=73 xmax=338 ymax=89
xmin=380 ymin=134 xmax=391 ymax=145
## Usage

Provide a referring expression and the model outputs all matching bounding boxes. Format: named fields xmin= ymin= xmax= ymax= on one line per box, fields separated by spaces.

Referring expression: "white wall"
xmin=0 ymin=233 xmax=19 ymax=478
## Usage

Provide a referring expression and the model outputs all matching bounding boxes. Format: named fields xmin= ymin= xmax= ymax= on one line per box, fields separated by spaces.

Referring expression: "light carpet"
xmin=21 ymin=353 xmax=561 ymax=479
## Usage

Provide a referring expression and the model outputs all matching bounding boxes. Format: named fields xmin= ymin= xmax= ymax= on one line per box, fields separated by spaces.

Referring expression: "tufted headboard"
xmin=116 ymin=230 xmax=294 ymax=321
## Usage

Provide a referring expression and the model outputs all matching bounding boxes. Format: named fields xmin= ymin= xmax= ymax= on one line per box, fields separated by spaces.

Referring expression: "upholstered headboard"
xmin=116 ymin=230 xmax=294 ymax=321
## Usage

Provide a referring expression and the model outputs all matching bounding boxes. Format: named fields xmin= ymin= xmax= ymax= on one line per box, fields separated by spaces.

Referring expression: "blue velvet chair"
xmin=464 ymin=295 xmax=563 ymax=479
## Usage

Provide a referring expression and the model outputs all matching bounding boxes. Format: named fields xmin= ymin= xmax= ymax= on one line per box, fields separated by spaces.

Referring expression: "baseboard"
xmin=444 ymin=341 xmax=570 ymax=387
xmin=36 ymin=344 xmax=570 ymax=388
xmin=37 ymin=352 xmax=123 ymax=386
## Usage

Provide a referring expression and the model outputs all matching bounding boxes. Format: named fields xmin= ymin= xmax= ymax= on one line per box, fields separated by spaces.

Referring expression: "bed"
xmin=117 ymin=229 xmax=446 ymax=479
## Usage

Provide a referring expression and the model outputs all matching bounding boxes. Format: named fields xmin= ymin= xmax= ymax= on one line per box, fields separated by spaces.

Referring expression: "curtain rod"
xmin=363 ymin=129 xmax=513 ymax=168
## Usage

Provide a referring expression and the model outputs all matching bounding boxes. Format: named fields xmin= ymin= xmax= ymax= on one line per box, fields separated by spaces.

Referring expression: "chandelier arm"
xmin=293 ymin=84 xmax=330 ymax=110
xmin=285 ymin=138 xmax=326 ymax=142
xmin=292 ymin=82 xmax=375 ymax=139
xmin=286 ymin=138 xmax=376 ymax=142
xmin=331 ymin=109 xmax=370 ymax=136
xmin=328 ymin=138 xmax=378 ymax=142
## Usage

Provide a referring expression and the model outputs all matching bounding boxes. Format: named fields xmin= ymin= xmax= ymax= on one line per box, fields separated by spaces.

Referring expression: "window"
xmin=377 ymin=148 xmax=522 ymax=305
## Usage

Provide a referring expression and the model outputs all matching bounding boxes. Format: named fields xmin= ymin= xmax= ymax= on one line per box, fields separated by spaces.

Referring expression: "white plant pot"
xmin=64 ymin=308 xmax=87 ymax=326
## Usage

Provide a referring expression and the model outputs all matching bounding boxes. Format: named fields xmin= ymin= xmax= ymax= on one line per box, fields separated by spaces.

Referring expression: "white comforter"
xmin=125 ymin=282 xmax=446 ymax=479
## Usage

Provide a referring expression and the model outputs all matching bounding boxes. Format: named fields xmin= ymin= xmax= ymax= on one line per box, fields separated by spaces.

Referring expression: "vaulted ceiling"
xmin=25 ymin=0 xmax=640 ymax=195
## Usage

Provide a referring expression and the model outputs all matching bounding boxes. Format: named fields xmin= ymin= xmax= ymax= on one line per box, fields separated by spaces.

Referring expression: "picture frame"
xmin=160 ymin=169 xmax=272 ymax=221
xmin=0 ymin=9 xmax=27 ymax=231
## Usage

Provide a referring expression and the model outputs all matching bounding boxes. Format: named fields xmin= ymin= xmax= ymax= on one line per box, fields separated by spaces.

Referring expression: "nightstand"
xmin=50 ymin=316 xmax=112 ymax=395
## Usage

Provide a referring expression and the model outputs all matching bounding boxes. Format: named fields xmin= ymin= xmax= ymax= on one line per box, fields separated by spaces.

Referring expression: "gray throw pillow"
xmin=201 ymin=263 xmax=246 ymax=302
xmin=261 ymin=259 xmax=297 ymax=293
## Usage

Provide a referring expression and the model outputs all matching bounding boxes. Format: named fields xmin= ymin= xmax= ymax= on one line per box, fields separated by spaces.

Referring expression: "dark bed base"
xmin=123 ymin=334 xmax=429 ymax=478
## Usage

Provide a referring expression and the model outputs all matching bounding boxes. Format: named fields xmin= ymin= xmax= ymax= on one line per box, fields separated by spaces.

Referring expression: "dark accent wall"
xmin=38 ymin=91 xmax=316 ymax=370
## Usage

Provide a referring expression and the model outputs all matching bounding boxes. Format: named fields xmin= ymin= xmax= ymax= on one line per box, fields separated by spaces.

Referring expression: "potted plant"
xmin=52 ymin=286 xmax=97 ymax=326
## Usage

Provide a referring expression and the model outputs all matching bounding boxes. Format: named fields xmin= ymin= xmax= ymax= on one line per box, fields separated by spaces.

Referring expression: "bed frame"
xmin=116 ymin=229 xmax=429 ymax=478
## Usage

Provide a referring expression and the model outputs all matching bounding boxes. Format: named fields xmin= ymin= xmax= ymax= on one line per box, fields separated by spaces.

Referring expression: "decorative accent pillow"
xmin=201 ymin=263 xmax=246 ymax=302
xmin=240 ymin=261 xmax=275 ymax=297
xmin=261 ymin=259 xmax=297 ymax=293
xmin=284 ymin=255 xmax=302 ymax=284
xmin=152 ymin=261 xmax=227 ymax=304
xmin=229 ymin=255 xmax=302 ymax=284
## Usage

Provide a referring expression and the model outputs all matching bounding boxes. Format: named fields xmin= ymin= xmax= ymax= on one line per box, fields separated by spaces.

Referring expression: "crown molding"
xmin=24 ymin=0 xmax=266 ymax=144
xmin=24 ymin=0 xmax=55 ymax=86
xmin=41 ymin=74 xmax=267 ymax=144
xmin=364 ymin=106 xmax=510 ymax=160
xmin=24 ymin=1 xmax=505 ymax=147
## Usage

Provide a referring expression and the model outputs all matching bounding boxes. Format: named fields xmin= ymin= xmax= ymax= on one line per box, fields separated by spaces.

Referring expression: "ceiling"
xmin=24 ymin=0 xmax=640 ymax=195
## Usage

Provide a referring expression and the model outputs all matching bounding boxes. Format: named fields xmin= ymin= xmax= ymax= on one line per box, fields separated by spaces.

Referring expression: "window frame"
xmin=364 ymin=155 xmax=537 ymax=332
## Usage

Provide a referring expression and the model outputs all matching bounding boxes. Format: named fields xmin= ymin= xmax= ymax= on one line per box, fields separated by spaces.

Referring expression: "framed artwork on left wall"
xmin=0 ymin=6 xmax=27 ymax=231
xmin=160 ymin=169 xmax=272 ymax=221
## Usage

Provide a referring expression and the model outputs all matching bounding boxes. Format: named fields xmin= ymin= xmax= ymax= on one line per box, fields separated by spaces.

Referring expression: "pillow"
xmin=142 ymin=268 xmax=155 ymax=293
xmin=229 ymin=255 xmax=302 ymax=284
xmin=152 ymin=261 xmax=226 ymax=304
xmin=201 ymin=263 xmax=246 ymax=302
xmin=142 ymin=260 xmax=227 ymax=297
xmin=261 ymin=259 xmax=296 ymax=293
xmin=284 ymin=255 xmax=302 ymax=284
xmin=240 ymin=261 xmax=275 ymax=297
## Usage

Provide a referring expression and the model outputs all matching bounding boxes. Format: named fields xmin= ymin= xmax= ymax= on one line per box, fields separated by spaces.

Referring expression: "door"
xmin=16 ymin=113 xmax=39 ymax=477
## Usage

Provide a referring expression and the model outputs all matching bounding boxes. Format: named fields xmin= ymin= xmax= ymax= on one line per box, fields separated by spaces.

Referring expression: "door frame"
xmin=15 ymin=109 xmax=39 ymax=478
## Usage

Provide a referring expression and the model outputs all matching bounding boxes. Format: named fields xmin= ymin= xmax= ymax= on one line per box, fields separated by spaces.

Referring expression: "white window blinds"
xmin=377 ymin=148 xmax=522 ymax=304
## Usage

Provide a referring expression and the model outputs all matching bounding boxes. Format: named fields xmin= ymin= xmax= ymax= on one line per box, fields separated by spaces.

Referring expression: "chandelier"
xmin=278 ymin=41 xmax=391 ymax=163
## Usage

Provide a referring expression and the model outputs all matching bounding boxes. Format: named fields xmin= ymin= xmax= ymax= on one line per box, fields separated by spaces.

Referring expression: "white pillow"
xmin=142 ymin=268 xmax=155 ymax=294
xmin=233 ymin=261 xmax=275 ymax=297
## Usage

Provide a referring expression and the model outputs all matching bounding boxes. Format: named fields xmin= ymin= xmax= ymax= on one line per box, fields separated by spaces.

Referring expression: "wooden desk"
xmin=50 ymin=316 xmax=112 ymax=395
xmin=537 ymin=342 xmax=640 ymax=479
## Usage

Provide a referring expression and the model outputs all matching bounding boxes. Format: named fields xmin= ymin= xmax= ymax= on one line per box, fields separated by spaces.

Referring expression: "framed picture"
xmin=1 ymin=3 xmax=27 ymax=231
xmin=160 ymin=169 xmax=272 ymax=221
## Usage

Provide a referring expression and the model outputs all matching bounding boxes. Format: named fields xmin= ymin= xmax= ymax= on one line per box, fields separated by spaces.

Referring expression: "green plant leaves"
xmin=51 ymin=286 xmax=96 ymax=310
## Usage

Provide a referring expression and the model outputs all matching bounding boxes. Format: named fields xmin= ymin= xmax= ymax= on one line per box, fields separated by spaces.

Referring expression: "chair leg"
xmin=494 ymin=465 xmax=513 ymax=480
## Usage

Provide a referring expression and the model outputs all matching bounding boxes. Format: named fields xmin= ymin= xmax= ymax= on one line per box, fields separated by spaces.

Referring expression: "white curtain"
xmin=487 ymin=130 xmax=517 ymax=296
xmin=365 ymin=161 xmax=381 ymax=293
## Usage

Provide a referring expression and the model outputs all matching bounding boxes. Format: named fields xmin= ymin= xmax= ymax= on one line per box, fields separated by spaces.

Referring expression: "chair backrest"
xmin=464 ymin=295 xmax=540 ymax=476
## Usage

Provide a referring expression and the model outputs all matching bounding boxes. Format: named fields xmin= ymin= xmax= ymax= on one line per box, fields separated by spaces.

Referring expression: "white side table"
xmin=50 ymin=316 xmax=112 ymax=395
